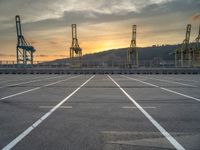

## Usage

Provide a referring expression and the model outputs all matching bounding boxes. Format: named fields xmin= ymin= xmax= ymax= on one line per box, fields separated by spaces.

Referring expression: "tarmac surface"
xmin=0 ymin=74 xmax=200 ymax=150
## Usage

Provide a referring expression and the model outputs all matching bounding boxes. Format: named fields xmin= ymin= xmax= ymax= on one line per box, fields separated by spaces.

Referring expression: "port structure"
xmin=127 ymin=25 xmax=138 ymax=68
xmin=175 ymin=24 xmax=192 ymax=67
xmin=15 ymin=15 xmax=36 ymax=65
xmin=175 ymin=24 xmax=200 ymax=67
xmin=191 ymin=25 xmax=200 ymax=67
xmin=70 ymin=24 xmax=82 ymax=67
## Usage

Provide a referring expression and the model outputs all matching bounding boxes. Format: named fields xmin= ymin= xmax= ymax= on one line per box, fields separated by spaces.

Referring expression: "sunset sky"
xmin=0 ymin=0 xmax=199 ymax=61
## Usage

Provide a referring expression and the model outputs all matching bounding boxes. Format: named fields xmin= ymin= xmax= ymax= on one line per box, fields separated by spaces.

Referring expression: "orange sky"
xmin=0 ymin=21 xmax=199 ymax=62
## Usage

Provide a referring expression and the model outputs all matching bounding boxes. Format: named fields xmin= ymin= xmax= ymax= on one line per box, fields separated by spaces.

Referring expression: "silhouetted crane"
xmin=127 ymin=25 xmax=138 ymax=68
xmin=15 ymin=15 xmax=36 ymax=65
xmin=175 ymin=24 xmax=191 ymax=67
xmin=70 ymin=24 xmax=82 ymax=67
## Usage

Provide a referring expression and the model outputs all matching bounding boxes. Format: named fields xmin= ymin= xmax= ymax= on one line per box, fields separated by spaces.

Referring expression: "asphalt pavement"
xmin=0 ymin=74 xmax=200 ymax=150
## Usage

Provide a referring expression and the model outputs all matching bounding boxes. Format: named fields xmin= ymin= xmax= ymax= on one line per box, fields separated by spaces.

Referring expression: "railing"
xmin=0 ymin=60 xmax=177 ymax=68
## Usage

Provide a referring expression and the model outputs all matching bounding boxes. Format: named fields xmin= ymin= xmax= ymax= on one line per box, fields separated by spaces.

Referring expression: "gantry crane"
xmin=175 ymin=24 xmax=191 ymax=67
xmin=70 ymin=24 xmax=82 ymax=67
xmin=127 ymin=25 xmax=138 ymax=68
xmin=15 ymin=15 xmax=36 ymax=65
xmin=192 ymin=25 xmax=200 ymax=66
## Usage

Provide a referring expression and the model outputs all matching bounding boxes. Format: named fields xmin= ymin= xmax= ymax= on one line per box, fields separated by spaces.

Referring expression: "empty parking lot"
xmin=0 ymin=74 xmax=200 ymax=150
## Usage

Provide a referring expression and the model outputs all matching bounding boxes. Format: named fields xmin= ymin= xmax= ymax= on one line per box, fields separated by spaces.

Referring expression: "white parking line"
xmin=0 ymin=87 xmax=41 ymax=100
xmin=0 ymin=75 xmax=62 ymax=89
xmin=137 ymin=76 xmax=197 ymax=87
xmin=39 ymin=106 xmax=73 ymax=109
xmin=160 ymin=76 xmax=200 ymax=83
xmin=0 ymin=75 xmax=81 ymax=100
xmin=0 ymin=75 xmax=25 ymax=81
xmin=122 ymin=75 xmax=200 ymax=102
xmin=108 ymin=75 xmax=185 ymax=150
xmin=122 ymin=106 xmax=156 ymax=109
xmin=2 ymin=75 xmax=94 ymax=150
xmin=0 ymin=76 xmax=43 ymax=84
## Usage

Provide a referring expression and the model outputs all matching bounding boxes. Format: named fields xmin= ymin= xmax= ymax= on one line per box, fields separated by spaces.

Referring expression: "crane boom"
xmin=70 ymin=24 xmax=82 ymax=67
xmin=127 ymin=25 xmax=138 ymax=68
xmin=15 ymin=15 xmax=36 ymax=65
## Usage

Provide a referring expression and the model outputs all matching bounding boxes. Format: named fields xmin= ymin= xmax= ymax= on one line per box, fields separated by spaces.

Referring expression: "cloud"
xmin=0 ymin=0 xmax=199 ymax=59
xmin=29 ymin=40 xmax=38 ymax=45
xmin=0 ymin=0 xmax=174 ymax=29
xmin=49 ymin=41 xmax=58 ymax=45
xmin=1 ymin=0 xmax=198 ymax=33
xmin=191 ymin=13 xmax=200 ymax=21
xmin=36 ymin=54 xmax=67 ymax=57
xmin=0 ymin=53 xmax=15 ymax=56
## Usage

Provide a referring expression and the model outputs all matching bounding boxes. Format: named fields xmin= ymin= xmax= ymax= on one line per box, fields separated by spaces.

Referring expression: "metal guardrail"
xmin=0 ymin=60 xmax=176 ymax=68
xmin=0 ymin=68 xmax=200 ymax=74
xmin=0 ymin=60 xmax=199 ymax=74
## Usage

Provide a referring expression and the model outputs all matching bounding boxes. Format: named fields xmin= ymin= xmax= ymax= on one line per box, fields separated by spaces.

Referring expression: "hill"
xmin=47 ymin=44 xmax=179 ymax=66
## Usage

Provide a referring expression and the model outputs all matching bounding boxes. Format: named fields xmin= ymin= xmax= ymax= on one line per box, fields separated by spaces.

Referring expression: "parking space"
xmin=0 ymin=75 xmax=200 ymax=150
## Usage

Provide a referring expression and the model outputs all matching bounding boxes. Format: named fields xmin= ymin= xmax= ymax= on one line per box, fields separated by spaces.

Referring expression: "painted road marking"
xmin=122 ymin=106 xmax=156 ymax=109
xmin=2 ymin=75 xmax=95 ymax=150
xmin=138 ymin=76 xmax=197 ymax=87
xmin=0 ymin=75 xmax=43 ymax=84
xmin=0 ymin=75 xmax=62 ymax=89
xmin=0 ymin=75 xmax=81 ymax=100
xmin=0 ymin=75 xmax=25 ymax=81
xmin=0 ymin=87 xmax=41 ymax=100
xmin=160 ymin=76 xmax=200 ymax=83
xmin=39 ymin=106 xmax=73 ymax=109
xmin=108 ymin=75 xmax=185 ymax=150
xmin=122 ymin=75 xmax=200 ymax=102
xmin=102 ymin=78 xmax=130 ymax=81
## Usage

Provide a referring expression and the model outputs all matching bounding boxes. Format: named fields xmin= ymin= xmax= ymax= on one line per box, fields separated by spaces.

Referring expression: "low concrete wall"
xmin=0 ymin=68 xmax=200 ymax=74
